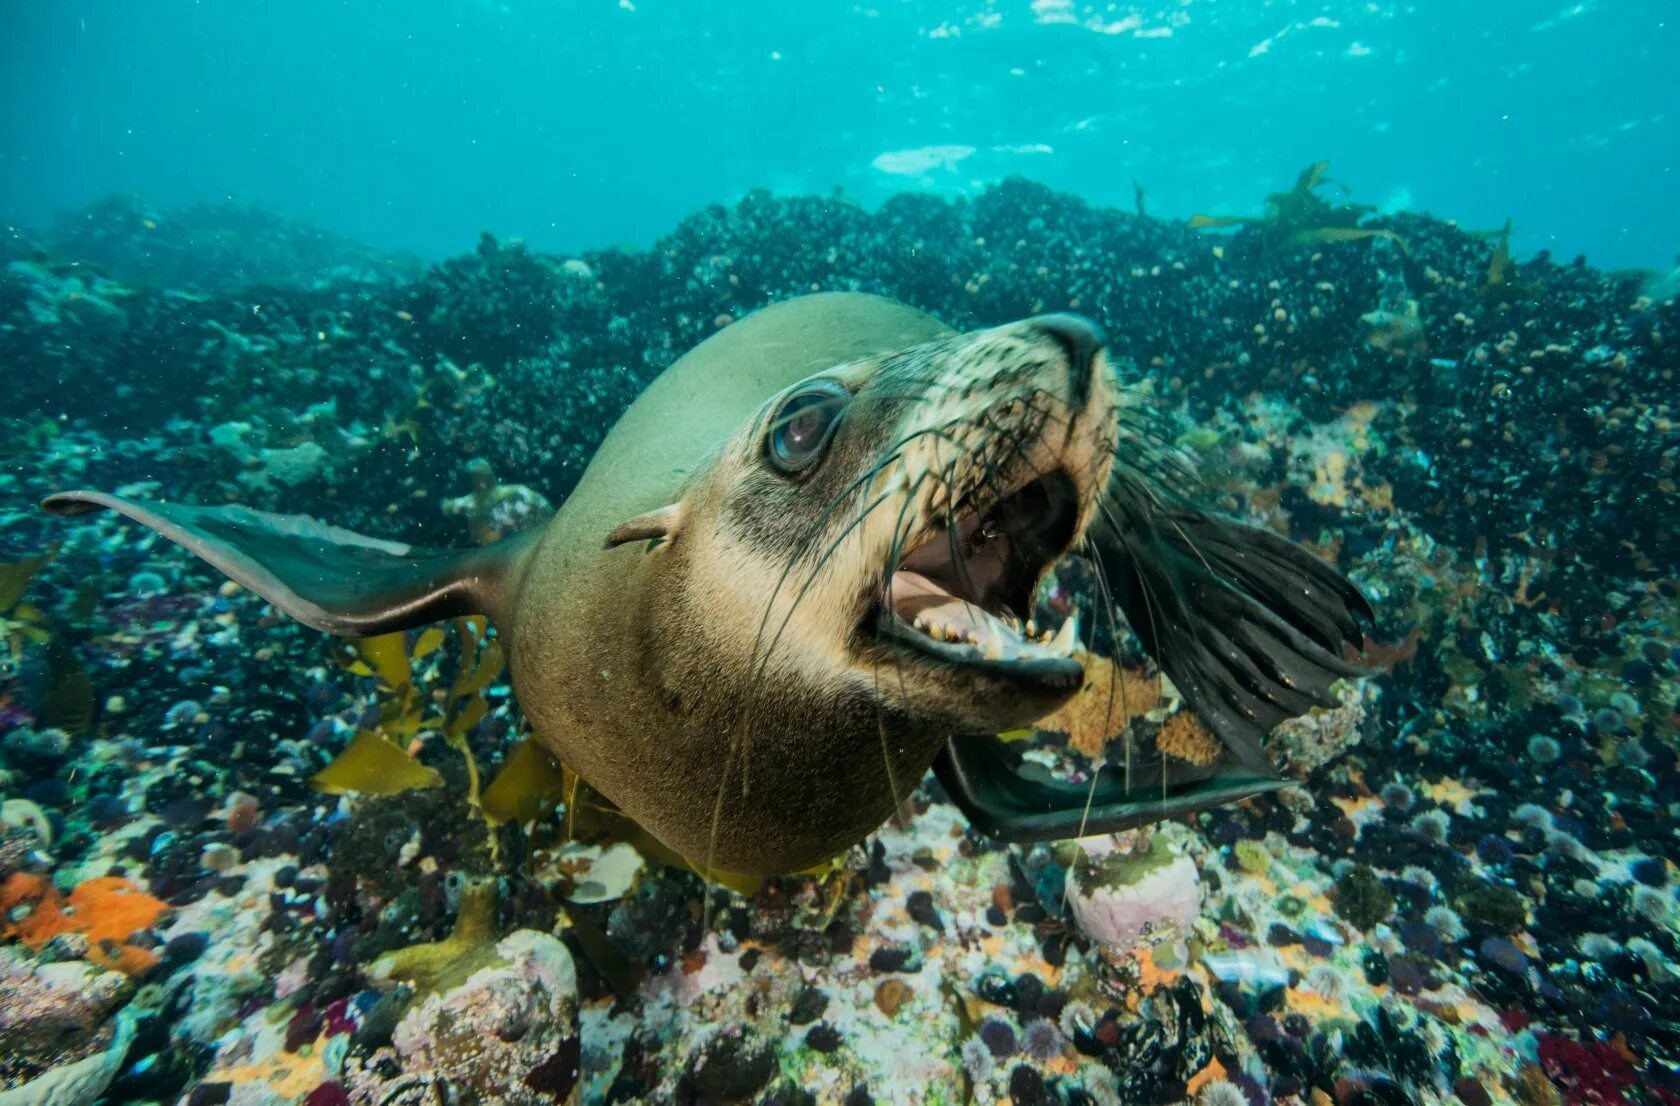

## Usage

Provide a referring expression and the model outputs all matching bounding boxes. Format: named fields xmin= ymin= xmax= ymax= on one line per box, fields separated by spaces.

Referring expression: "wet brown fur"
xmin=504 ymin=293 xmax=1122 ymax=874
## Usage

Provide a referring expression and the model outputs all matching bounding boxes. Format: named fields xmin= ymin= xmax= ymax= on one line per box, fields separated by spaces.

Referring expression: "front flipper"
xmin=934 ymin=736 xmax=1291 ymax=843
xmin=1091 ymin=469 xmax=1374 ymax=774
xmin=42 ymin=490 xmax=538 ymax=636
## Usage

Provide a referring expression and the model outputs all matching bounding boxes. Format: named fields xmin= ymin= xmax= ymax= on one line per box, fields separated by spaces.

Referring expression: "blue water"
xmin=3 ymin=0 xmax=1675 ymax=271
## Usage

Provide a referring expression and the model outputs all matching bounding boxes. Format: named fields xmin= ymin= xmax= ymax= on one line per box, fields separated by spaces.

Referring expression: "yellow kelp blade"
xmin=559 ymin=763 xmax=767 ymax=894
xmin=341 ymin=632 xmax=414 ymax=689
xmin=1294 ymin=226 xmax=1410 ymax=255
xmin=0 ymin=548 xmax=56 ymax=615
xmin=311 ymin=730 xmax=443 ymax=796
xmin=453 ymin=641 xmax=504 ymax=700
xmin=1187 ymin=214 xmax=1256 ymax=230
xmin=410 ymin=626 xmax=447 ymax=661
xmin=480 ymin=738 xmax=570 ymax=825
xmin=444 ymin=695 xmax=489 ymax=743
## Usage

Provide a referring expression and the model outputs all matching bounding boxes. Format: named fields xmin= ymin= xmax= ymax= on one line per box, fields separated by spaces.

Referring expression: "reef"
xmin=0 ymin=172 xmax=1676 ymax=1104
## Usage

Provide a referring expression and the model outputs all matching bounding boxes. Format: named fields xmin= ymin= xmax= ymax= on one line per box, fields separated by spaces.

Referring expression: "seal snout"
xmin=1029 ymin=313 xmax=1108 ymax=398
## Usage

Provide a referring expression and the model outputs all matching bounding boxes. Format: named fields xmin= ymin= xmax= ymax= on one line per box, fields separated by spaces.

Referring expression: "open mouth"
xmin=872 ymin=470 xmax=1084 ymax=687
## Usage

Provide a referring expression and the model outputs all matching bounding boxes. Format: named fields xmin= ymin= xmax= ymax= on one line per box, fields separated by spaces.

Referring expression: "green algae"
xmin=1332 ymin=864 xmax=1395 ymax=931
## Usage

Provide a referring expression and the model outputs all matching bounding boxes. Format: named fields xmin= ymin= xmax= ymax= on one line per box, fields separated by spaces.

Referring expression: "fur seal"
xmin=43 ymin=292 xmax=1370 ymax=876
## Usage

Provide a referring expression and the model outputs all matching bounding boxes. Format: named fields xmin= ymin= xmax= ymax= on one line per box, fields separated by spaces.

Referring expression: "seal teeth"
xmin=1048 ymin=613 xmax=1078 ymax=655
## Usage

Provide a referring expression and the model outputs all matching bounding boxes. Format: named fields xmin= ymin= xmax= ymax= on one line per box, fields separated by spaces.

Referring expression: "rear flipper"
xmin=41 ymin=490 xmax=537 ymax=636
xmin=934 ymin=736 xmax=1291 ymax=843
xmin=1090 ymin=468 xmax=1374 ymax=775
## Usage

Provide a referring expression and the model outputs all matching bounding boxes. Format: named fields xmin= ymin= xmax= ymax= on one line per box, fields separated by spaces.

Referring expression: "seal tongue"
xmin=889 ymin=569 xmax=1077 ymax=661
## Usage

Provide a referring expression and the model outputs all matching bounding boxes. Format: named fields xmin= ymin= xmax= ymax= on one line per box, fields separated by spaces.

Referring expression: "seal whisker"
xmin=748 ymin=422 xmax=970 ymax=679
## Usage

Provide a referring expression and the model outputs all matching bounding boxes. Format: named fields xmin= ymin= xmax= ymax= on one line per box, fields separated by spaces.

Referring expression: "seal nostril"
xmin=1032 ymin=314 xmax=1106 ymax=398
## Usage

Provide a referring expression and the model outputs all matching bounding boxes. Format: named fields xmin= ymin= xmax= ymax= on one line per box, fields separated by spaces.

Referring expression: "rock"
xmin=0 ymin=946 xmax=136 ymax=1106
xmin=1066 ymin=830 xmax=1201 ymax=952
xmin=353 ymin=929 xmax=579 ymax=1106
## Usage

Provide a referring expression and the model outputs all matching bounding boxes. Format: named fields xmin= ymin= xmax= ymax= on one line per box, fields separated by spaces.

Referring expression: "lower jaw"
xmin=871 ymin=608 xmax=1084 ymax=689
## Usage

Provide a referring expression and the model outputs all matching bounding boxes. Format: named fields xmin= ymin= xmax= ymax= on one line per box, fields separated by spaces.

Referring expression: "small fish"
xmin=1200 ymin=949 xmax=1292 ymax=988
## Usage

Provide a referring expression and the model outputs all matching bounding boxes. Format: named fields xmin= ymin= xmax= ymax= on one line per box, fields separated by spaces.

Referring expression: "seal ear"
xmin=603 ymin=503 xmax=683 ymax=550
xmin=41 ymin=490 xmax=537 ymax=637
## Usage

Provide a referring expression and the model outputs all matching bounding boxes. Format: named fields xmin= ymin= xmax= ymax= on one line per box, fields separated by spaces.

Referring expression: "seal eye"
xmin=767 ymin=380 xmax=849 ymax=475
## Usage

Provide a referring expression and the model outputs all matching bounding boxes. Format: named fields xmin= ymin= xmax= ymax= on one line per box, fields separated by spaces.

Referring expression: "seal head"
xmin=510 ymin=298 xmax=1122 ymax=873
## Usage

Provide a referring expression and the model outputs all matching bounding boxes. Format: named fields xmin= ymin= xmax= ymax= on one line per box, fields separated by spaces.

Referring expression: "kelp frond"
xmin=1478 ymin=217 xmax=1539 ymax=304
xmin=1189 ymin=160 xmax=1408 ymax=254
xmin=318 ymin=619 xmax=505 ymax=828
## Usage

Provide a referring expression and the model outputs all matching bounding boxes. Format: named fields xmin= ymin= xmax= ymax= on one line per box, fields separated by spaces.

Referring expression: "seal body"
xmin=46 ymin=291 xmax=1371 ymax=878
xmin=509 ymin=294 xmax=1110 ymax=873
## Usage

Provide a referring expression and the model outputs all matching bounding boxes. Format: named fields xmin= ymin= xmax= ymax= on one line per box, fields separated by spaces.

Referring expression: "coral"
xmin=1031 ymin=651 xmax=1159 ymax=757
xmin=1361 ymin=299 xmax=1427 ymax=357
xmin=1157 ymin=710 xmax=1224 ymax=766
xmin=353 ymin=925 xmax=578 ymax=1106
xmin=1536 ymin=1032 xmax=1635 ymax=1106
xmin=1332 ymin=865 xmax=1395 ymax=931
xmin=0 ymin=799 xmax=53 ymax=849
xmin=1 ymin=874 xmax=168 ymax=974
xmin=1269 ymin=678 xmax=1369 ymax=777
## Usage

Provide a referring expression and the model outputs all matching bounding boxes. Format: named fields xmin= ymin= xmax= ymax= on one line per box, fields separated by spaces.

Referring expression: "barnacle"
xmin=1190 ymin=161 xmax=1409 ymax=255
